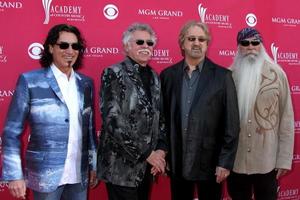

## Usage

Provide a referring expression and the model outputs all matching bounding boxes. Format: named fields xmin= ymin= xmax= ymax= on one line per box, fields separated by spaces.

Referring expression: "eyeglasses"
xmin=55 ymin=42 xmax=82 ymax=50
xmin=135 ymin=39 xmax=155 ymax=47
xmin=239 ymin=40 xmax=261 ymax=47
xmin=186 ymin=36 xmax=207 ymax=42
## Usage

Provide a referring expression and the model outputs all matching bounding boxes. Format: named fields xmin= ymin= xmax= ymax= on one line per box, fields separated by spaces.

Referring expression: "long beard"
xmin=232 ymin=50 xmax=264 ymax=124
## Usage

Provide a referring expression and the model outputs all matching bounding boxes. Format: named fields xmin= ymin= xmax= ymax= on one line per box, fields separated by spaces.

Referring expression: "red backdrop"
xmin=1 ymin=0 xmax=300 ymax=199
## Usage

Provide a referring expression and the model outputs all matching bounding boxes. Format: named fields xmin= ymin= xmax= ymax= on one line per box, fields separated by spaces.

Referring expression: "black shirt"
xmin=128 ymin=56 xmax=153 ymax=101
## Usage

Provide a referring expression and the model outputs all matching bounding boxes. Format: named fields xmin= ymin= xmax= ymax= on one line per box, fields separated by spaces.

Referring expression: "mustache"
xmin=245 ymin=50 xmax=259 ymax=56
xmin=137 ymin=49 xmax=152 ymax=55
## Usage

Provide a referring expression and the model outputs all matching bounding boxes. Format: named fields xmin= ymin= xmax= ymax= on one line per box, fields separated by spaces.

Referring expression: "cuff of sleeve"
xmin=139 ymin=148 xmax=153 ymax=161
xmin=89 ymin=150 xmax=97 ymax=171
xmin=156 ymin=141 xmax=168 ymax=152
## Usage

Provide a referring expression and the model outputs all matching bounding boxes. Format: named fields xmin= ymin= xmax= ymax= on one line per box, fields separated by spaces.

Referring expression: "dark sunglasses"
xmin=135 ymin=39 xmax=154 ymax=47
xmin=239 ymin=40 xmax=261 ymax=47
xmin=55 ymin=42 xmax=82 ymax=50
xmin=187 ymin=36 xmax=207 ymax=42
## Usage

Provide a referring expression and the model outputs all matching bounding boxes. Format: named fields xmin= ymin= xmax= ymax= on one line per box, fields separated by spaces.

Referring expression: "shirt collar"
xmin=183 ymin=60 xmax=204 ymax=73
xmin=50 ymin=64 xmax=75 ymax=80
xmin=127 ymin=56 xmax=151 ymax=72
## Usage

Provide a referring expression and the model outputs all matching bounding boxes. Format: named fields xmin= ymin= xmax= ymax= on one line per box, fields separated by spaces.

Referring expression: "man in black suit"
xmin=160 ymin=20 xmax=240 ymax=200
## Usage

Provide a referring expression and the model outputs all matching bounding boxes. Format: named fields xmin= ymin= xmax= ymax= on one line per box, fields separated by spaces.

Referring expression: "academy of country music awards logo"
xmin=272 ymin=16 xmax=300 ymax=27
xmin=151 ymin=49 xmax=173 ymax=64
xmin=271 ymin=43 xmax=300 ymax=66
xmin=137 ymin=7 xmax=183 ymax=20
xmin=42 ymin=0 xmax=85 ymax=24
xmin=0 ymin=45 xmax=7 ymax=63
xmin=0 ymin=1 xmax=22 ymax=12
xmin=278 ymin=186 xmax=300 ymax=200
xmin=198 ymin=3 xmax=232 ymax=29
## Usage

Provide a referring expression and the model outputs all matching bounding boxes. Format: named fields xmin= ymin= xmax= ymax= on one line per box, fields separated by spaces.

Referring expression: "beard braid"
xmin=231 ymin=48 xmax=265 ymax=124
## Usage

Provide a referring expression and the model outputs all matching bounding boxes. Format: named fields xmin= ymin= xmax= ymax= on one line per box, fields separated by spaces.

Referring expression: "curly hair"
xmin=39 ymin=24 xmax=86 ymax=70
xmin=122 ymin=23 xmax=157 ymax=46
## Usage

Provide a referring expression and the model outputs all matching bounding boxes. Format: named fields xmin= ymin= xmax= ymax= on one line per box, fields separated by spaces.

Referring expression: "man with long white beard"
xmin=227 ymin=27 xmax=295 ymax=200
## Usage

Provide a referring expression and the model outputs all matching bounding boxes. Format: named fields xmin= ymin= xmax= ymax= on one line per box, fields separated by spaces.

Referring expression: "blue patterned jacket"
xmin=1 ymin=67 xmax=97 ymax=192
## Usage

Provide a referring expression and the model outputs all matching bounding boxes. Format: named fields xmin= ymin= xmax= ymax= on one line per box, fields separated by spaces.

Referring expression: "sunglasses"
xmin=135 ymin=39 xmax=155 ymax=47
xmin=55 ymin=42 xmax=82 ymax=50
xmin=186 ymin=36 xmax=207 ymax=42
xmin=239 ymin=40 xmax=261 ymax=47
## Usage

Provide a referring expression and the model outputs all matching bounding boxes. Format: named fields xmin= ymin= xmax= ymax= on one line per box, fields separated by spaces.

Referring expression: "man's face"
xmin=238 ymin=36 xmax=261 ymax=59
xmin=49 ymin=31 xmax=80 ymax=70
xmin=125 ymin=30 xmax=154 ymax=66
xmin=182 ymin=26 xmax=208 ymax=61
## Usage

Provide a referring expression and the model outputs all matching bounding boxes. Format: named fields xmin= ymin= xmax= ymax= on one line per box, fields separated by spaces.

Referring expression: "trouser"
xmin=106 ymin=166 xmax=153 ymax=200
xmin=33 ymin=183 xmax=87 ymax=200
xmin=227 ymin=170 xmax=278 ymax=200
xmin=170 ymin=175 xmax=222 ymax=200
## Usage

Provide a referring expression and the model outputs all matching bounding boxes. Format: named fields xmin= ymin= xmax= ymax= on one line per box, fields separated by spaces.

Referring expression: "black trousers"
xmin=227 ymin=170 xmax=278 ymax=200
xmin=170 ymin=175 xmax=222 ymax=200
xmin=106 ymin=166 xmax=153 ymax=200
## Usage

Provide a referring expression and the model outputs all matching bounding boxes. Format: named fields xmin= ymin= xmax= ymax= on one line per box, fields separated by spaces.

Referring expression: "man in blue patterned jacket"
xmin=1 ymin=24 xmax=97 ymax=200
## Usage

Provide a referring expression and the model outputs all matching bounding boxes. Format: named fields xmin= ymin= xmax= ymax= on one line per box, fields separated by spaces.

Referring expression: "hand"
xmin=215 ymin=166 xmax=230 ymax=183
xmin=276 ymin=168 xmax=289 ymax=179
xmin=155 ymin=149 xmax=166 ymax=158
xmin=150 ymin=149 xmax=167 ymax=175
xmin=89 ymin=170 xmax=98 ymax=188
xmin=146 ymin=150 xmax=166 ymax=175
xmin=8 ymin=179 xmax=26 ymax=199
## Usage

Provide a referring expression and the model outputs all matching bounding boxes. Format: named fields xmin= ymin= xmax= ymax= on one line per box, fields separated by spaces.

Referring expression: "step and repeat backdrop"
xmin=1 ymin=0 xmax=300 ymax=199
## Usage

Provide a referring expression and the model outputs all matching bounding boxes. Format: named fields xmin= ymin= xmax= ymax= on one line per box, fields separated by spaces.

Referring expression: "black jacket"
xmin=160 ymin=58 xmax=240 ymax=180
xmin=97 ymin=57 xmax=167 ymax=187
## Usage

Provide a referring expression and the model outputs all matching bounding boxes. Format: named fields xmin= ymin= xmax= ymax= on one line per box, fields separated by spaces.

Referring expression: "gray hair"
xmin=122 ymin=23 xmax=157 ymax=46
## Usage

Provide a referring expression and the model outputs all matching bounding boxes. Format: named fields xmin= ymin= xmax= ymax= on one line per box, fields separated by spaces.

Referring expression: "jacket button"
xmin=65 ymin=119 xmax=69 ymax=123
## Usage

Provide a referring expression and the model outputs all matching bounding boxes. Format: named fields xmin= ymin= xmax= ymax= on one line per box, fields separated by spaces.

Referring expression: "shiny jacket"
xmin=1 ymin=68 xmax=97 ymax=192
xmin=97 ymin=57 xmax=167 ymax=187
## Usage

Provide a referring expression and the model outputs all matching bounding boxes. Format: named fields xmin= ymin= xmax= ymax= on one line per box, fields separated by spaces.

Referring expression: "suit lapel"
xmin=45 ymin=68 xmax=65 ymax=103
xmin=174 ymin=61 xmax=184 ymax=109
xmin=45 ymin=67 xmax=84 ymax=112
xmin=191 ymin=58 xmax=214 ymax=107
xmin=75 ymin=73 xmax=84 ymax=112
xmin=123 ymin=58 xmax=152 ymax=108
xmin=149 ymin=69 xmax=159 ymax=107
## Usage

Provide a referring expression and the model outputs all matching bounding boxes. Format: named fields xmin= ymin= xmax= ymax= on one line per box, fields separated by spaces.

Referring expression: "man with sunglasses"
xmin=1 ymin=24 xmax=97 ymax=200
xmin=227 ymin=27 xmax=294 ymax=200
xmin=160 ymin=21 xmax=240 ymax=200
xmin=97 ymin=23 xmax=167 ymax=200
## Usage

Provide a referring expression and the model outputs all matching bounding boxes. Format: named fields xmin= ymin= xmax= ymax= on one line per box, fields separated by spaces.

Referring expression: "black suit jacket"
xmin=160 ymin=58 xmax=240 ymax=180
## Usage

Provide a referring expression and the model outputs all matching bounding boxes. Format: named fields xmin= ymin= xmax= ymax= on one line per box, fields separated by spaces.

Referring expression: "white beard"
xmin=231 ymin=49 xmax=265 ymax=124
